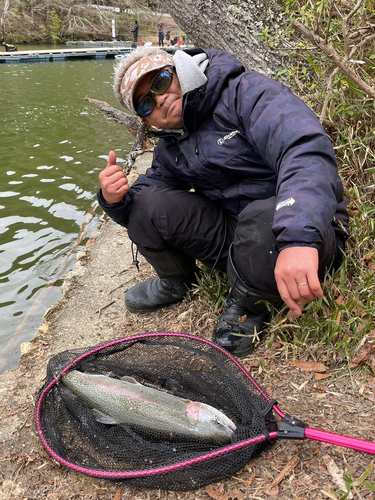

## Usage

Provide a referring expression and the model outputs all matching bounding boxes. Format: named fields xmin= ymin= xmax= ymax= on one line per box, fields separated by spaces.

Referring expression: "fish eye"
xmin=213 ymin=417 xmax=225 ymax=428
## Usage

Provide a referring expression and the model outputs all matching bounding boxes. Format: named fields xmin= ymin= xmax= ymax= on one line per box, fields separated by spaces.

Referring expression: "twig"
xmin=19 ymin=418 xmax=28 ymax=431
xmin=109 ymin=277 xmax=136 ymax=294
xmin=325 ymin=0 xmax=334 ymax=44
xmin=293 ymin=19 xmax=375 ymax=99
xmin=320 ymin=67 xmax=339 ymax=123
xmin=96 ymin=300 xmax=115 ymax=317
xmin=265 ymin=456 xmax=300 ymax=493
xmin=346 ymin=0 xmax=364 ymax=24
xmin=351 ymin=33 xmax=375 ymax=55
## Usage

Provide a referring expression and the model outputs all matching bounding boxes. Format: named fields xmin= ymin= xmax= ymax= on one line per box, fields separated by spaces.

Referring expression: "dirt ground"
xmin=1 ymin=152 xmax=375 ymax=500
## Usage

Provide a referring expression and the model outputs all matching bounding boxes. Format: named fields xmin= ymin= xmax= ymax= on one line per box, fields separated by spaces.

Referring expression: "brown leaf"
xmin=243 ymin=473 xmax=256 ymax=488
xmin=335 ymin=295 xmax=346 ymax=306
xmin=206 ymin=484 xmax=244 ymax=500
xmin=350 ymin=331 xmax=375 ymax=367
xmin=206 ymin=484 xmax=228 ymax=500
xmin=264 ymin=486 xmax=279 ymax=496
xmin=272 ymin=341 xmax=283 ymax=348
xmin=243 ymin=362 xmax=258 ymax=371
xmin=311 ymin=385 xmax=326 ymax=392
xmin=364 ymin=250 xmax=375 ymax=262
xmin=112 ymin=490 xmax=124 ymax=500
xmin=237 ymin=314 xmax=247 ymax=323
xmin=315 ymin=373 xmax=331 ymax=380
xmin=292 ymin=360 xmax=327 ymax=373
xmin=228 ymin=489 xmax=245 ymax=500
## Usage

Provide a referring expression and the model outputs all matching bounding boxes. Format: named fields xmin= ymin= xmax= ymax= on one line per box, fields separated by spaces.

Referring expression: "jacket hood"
xmin=148 ymin=49 xmax=245 ymax=139
xmin=182 ymin=49 xmax=245 ymax=131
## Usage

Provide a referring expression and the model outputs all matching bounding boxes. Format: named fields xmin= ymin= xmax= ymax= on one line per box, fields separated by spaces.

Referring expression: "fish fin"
xmin=120 ymin=376 xmax=140 ymax=384
xmin=91 ymin=408 xmax=117 ymax=425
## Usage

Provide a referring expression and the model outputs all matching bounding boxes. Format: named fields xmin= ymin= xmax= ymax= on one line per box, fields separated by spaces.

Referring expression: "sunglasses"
xmin=135 ymin=66 xmax=174 ymax=118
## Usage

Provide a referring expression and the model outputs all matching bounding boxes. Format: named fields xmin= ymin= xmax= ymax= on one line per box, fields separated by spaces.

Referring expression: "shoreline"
xmin=0 ymin=152 xmax=154 ymax=498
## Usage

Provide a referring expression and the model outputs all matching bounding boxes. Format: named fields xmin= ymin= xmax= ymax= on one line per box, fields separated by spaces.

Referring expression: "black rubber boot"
xmin=125 ymin=248 xmax=197 ymax=314
xmin=212 ymin=246 xmax=280 ymax=356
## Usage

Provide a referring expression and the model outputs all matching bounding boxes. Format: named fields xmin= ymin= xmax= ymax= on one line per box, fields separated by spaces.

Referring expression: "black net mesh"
xmin=36 ymin=334 xmax=277 ymax=490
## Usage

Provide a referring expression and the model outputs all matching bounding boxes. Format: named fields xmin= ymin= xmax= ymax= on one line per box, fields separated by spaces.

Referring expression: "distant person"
xmin=131 ymin=20 xmax=139 ymax=43
xmin=158 ymin=24 xmax=164 ymax=47
xmin=166 ymin=30 xmax=171 ymax=46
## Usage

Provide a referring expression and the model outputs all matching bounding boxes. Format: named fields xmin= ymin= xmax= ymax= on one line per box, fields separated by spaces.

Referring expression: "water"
xmin=0 ymin=52 xmax=133 ymax=374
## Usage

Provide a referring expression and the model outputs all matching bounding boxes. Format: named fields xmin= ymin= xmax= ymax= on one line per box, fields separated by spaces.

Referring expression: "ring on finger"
xmin=297 ymin=282 xmax=308 ymax=286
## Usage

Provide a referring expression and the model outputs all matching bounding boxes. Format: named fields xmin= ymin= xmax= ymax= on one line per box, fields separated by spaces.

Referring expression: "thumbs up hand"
xmin=99 ymin=151 xmax=129 ymax=205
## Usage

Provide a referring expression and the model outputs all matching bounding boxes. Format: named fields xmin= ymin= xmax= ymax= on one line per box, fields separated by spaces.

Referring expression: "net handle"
xmin=305 ymin=427 xmax=375 ymax=454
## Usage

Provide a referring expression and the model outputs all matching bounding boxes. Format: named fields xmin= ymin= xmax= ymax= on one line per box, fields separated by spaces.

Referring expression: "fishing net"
xmin=36 ymin=333 xmax=277 ymax=490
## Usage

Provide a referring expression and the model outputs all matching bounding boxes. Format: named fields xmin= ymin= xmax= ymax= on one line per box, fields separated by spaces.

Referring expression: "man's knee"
xmin=127 ymin=187 xmax=169 ymax=247
xmin=232 ymin=197 xmax=279 ymax=293
xmin=129 ymin=187 xmax=180 ymax=225
xmin=234 ymin=197 xmax=277 ymax=256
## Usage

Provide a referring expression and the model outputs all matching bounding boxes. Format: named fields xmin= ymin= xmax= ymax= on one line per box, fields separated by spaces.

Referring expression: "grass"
xmin=323 ymin=460 xmax=375 ymax=499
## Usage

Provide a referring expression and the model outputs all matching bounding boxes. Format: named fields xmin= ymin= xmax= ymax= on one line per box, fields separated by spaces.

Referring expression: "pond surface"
xmin=0 ymin=53 xmax=132 ymax=374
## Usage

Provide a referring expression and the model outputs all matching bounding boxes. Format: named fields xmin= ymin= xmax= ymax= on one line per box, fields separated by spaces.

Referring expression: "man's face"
xmin=133 ymin=67 xmax=183 ymax=129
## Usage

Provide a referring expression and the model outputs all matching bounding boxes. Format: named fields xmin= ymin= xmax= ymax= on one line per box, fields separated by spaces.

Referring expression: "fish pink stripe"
xmin=36 ymin=332 xmax=283 ymax=477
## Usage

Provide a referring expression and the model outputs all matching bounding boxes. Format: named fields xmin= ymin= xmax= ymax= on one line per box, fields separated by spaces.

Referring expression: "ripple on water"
xmin=0 ymin=57 xmax=133 ymax=373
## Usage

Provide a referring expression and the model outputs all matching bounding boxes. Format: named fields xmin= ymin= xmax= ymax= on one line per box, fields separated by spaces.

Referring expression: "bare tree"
xmin=1 ymin=0 xmax=11 ymax=40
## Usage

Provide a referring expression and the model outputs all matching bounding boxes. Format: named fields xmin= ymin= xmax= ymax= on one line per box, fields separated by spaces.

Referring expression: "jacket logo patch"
xmin=217 ymin=130 xmax=240 ymax=145
xmin=276 ymin=197 xmax=296 ymax=211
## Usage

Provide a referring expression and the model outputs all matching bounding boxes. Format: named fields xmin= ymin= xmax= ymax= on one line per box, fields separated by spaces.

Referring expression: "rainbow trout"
xmin=62 ymin=370 xmax=236 ymax=443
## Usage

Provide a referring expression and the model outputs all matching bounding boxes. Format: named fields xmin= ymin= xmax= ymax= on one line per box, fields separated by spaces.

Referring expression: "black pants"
xmin=127 ymin=187 xmax=342 ymax=296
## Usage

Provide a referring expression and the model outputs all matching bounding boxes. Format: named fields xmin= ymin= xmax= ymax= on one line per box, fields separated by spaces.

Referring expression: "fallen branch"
xmin=85 ymin=96 xmax=139 ymax=127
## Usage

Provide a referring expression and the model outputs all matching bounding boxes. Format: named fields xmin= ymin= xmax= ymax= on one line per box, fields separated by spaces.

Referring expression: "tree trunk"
xmin=158 ymin=0 xmax=285 ymax=77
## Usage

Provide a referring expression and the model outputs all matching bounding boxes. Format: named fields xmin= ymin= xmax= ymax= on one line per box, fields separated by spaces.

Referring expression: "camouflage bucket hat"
xmin=113 ymin=47 xmax=174 ymax=114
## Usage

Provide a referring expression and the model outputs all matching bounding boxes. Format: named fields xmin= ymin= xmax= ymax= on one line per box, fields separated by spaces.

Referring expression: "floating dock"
xmin=0 ymin=47 xmax=132 ymax=63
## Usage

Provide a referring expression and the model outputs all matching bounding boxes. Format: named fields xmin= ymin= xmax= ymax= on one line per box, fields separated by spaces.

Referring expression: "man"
xmin=98 ymin=47 xmax=349 ymax=356
xmin=158 ymin=25 xmax=165 ymax=47
xmin=131 ymin=20 xmax=139 ymax=43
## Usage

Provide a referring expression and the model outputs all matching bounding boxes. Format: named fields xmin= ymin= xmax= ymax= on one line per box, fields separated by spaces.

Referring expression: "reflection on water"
xmin=0 ymin=54 xmax=132 ymax=373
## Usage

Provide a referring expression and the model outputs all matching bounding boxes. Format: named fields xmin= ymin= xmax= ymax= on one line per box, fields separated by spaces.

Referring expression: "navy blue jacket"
xmin=98 ymin=48 xmax=349 ymax=250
